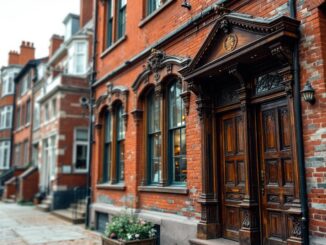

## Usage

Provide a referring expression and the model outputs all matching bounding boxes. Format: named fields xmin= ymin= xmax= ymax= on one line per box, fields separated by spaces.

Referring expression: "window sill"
xmin=139 ymin=0 xmax=176 ymax=28
xmin=96 ymin=183 xmax=126 ymax=191
xmin=138 ymin=185 xmax=188 ymax=195
xmin=100 ymin=35 xmax=127 ymax=59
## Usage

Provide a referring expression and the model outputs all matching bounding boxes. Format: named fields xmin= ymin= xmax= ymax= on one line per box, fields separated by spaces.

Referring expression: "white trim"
xmin=0 ymin=140 xmax=11 ymax=170
xmin=73 ymin=127 xmax=89 ymax=173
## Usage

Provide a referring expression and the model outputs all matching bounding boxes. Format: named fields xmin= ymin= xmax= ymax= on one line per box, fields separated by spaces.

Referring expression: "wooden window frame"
xmin=100 ymin=103 xmax=125 ymax=185
xmin=143 ymin=78 xmax=187 ymax=187
xmin=104 ymin=0 xmax=127 ymax=49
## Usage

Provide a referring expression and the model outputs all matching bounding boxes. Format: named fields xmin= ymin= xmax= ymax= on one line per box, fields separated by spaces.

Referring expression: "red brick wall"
xmin=299 ymin=3 xmax=326 ymax=238
xmin=92 ymin=0 xmax=326 ymax=239
xmin=20 ymin=169 xmax=39 ymax=202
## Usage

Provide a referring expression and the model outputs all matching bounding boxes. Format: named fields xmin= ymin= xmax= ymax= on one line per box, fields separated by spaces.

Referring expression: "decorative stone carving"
xmin=196 ymin=96 xmax=212 ymax=121
xmin=242 ymin=210 xmax=251 ymax=228
xmin=270 ymin=43 xmax=292 ymax=65
xmin=224 ymin=33 xmax=238 ymax=52
xmin=255 ymin=73 xmax=283 ymax=95
xmin=146 ymin=49 xmax=165 ymax=82
xmin=219 ymin=19 xmax=230 ymax=34
xmin=180 ymin=91 xmax=191 ymax=115
xmin=291 ymin=216 xmax=302 ymax=238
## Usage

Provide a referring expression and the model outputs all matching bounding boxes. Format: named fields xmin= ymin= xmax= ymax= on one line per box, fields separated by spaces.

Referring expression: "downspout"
xmin=289 ymin=1 xmax=309 ymax=244
xmin=85 ymin=0 xmax=98 ymax=229
xmin=10 ymin=77 xmax=17 ymax=172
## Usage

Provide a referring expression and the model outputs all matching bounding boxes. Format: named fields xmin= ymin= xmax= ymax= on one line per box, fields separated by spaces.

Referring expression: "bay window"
xmin=1 ymin=76 xmax=14 ymax=96
xmin=0 ymin=106 xmax=13 ymax=129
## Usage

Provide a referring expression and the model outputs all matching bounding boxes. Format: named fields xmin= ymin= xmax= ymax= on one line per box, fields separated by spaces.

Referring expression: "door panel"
xmin=220 ymin=110 xmax=245 ymax=241
xmin=258 ymin=99 xmax=295 ymax=245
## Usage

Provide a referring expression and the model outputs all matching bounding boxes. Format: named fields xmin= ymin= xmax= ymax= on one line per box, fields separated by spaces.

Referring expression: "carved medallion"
xmin=224 ymin=34 xmax=238 ymax=52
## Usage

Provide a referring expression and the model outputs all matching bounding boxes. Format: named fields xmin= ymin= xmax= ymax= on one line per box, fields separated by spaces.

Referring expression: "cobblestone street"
xmin=0 ymin=202 xmax=101 ymax=245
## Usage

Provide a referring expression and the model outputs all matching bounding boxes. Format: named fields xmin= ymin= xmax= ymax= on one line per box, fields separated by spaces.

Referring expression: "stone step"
xmin=51 ymin=209 xmax=85 ymax=224
xmin=36 ymin=203 xmax=50 ymax=212
xmin=3 ymin=198 xmax=15 ymax=204
xmin=70 ymin=202 xmax=86 ymax=210
xmin=189 ymin=239 xmax=238 ymax=245
xmin=67 ymin=207 xmax=86 ymax=217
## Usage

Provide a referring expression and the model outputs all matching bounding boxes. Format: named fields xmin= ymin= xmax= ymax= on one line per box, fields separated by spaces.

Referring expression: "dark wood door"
xmin=258 ymin=99 xmax=296 ymax=245
xmin=220 ymin=110 xmax=246 ymax=241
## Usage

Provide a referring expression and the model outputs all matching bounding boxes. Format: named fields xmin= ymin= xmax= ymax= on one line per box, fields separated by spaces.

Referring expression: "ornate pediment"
xmin=131 ymin=49 xmax=191 ymax=93
xmin=180 ymin=13 xmax=299 ymax=79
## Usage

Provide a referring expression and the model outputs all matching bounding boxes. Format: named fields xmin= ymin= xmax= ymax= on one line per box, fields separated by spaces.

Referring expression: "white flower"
xmin=135 ymin=234 xmax=140 ymax=239
xmin=127 ymin=234 xmax=132 ymax=240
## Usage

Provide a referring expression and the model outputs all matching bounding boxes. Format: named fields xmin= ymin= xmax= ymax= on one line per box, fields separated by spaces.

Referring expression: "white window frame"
xmin=73 ymin=128 xmax=89 ymax=173
xmin=0 ymin=141 xmax=11 ymax=170
xmin=0 ymin=106 xmax=13 ymax=129
xmin=1 ymin=76 xmax=14 ymax=97
xmin=43 ymin=135 xmax=57 ymax=180
xmin=51 ymin=98 xmax=57 ymax=119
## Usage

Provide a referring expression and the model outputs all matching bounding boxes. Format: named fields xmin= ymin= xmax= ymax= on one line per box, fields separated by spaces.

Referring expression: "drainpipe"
xmin=85 ymin=0 xmax=99 ymax=229
xmin=289 ymin=1 xmax=309 ymax=244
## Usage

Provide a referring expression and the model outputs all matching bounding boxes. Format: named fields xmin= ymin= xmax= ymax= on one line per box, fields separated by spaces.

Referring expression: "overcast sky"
xmin=0 ymin=0 xmax=80 ymax=67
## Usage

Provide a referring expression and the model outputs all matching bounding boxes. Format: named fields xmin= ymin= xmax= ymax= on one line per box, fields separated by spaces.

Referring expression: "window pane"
xmin=103 ymin=143 xmax=111 ymax=182
xmin=107 ymin=0 xmax=113 ymax=47
xmin=76 ymin=129 xmax=88 ymax=141
xmin=169 ymin=81 xmax=185 ymax=128
xmin=168 ymin=80 xmax=187 ymax=184
xmin=76 ymin=144 xmax=87 ymax=169
xmin=118 ymin=141 xmax=124 ymax=181
xmin=150 ymin=133 xmax=161 ymax=183
xmin=105 ymin=110 xmax=112 ymax=142
xmin=117 ymin=105 xmax=125 ymax=140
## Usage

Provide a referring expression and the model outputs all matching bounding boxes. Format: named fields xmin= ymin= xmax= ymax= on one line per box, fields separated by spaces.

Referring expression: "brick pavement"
xmin=0 ymin=202 xmax=101 ymax=245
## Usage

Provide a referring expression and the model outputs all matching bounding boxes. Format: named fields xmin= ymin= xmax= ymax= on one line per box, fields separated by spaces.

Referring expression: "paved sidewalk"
xmin=0 ymin=202 xmax=101 ymax=245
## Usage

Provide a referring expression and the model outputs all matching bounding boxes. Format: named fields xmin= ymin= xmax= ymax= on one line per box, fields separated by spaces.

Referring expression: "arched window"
xmin=101 ymin=104 xmax=125 ymax=184
xmin=168 ymin=81 xmax=186 ymax=184
xmin=144 ymin=78 xmax=187 ymax=186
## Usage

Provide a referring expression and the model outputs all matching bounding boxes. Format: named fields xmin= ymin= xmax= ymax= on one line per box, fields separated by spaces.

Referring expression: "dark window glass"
xmin=116 ymin=104 xmax=125 ymax=182
xmin=147 ymin=90 xmax=161 ymax=184
xmin=117 ymin=0 xmax=127 ymax=39
xmin=147 ymin=0 xmax=166 ymax=16
xmin=168 ymin=80 xmax=187 ymax=184
xmin=106 ymin=0 xmax=114 ymax=48
xmin=103 ymin=110 xmax=112 ymax=182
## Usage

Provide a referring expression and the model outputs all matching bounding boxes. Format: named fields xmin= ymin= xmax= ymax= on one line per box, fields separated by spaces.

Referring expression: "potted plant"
xmin=102 ymin=213 xmax=157 ymax=245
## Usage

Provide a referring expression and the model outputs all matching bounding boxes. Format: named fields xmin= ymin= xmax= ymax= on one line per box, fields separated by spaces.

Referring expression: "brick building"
xmin=0 ymin=42 xmax=35 ymax=197
xmin=11 ymin=58 xmax=48 ymax=202
xmin=35 ymin=1 xmax=94 ymax=211
xmin=90 ymin=0 xmax=326 ymax=245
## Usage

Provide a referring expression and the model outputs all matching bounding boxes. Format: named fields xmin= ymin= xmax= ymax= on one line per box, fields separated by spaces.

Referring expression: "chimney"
xmin=49 ymin=35 xmax=64 ymax=57
xmin=8 ymin=51 xmax=20 ymax=65
xmin=80 ymin=0 xmax=93 ymax=27
xmin=19 ymin=41 xmax=35 ymax=65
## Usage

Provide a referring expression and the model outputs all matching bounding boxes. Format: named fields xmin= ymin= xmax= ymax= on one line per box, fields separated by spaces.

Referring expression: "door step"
xmin=189 ymin=239 xmax=238 ymax=245
xmin=36 ymin=203 xmax=50 ymax=212
xmin=51 ymin=209 xmax=85 ymax=224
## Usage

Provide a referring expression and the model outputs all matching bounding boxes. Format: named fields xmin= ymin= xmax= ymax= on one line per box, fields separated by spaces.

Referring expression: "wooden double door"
xmin=219 ymin=99 xmax=299 ymax=244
